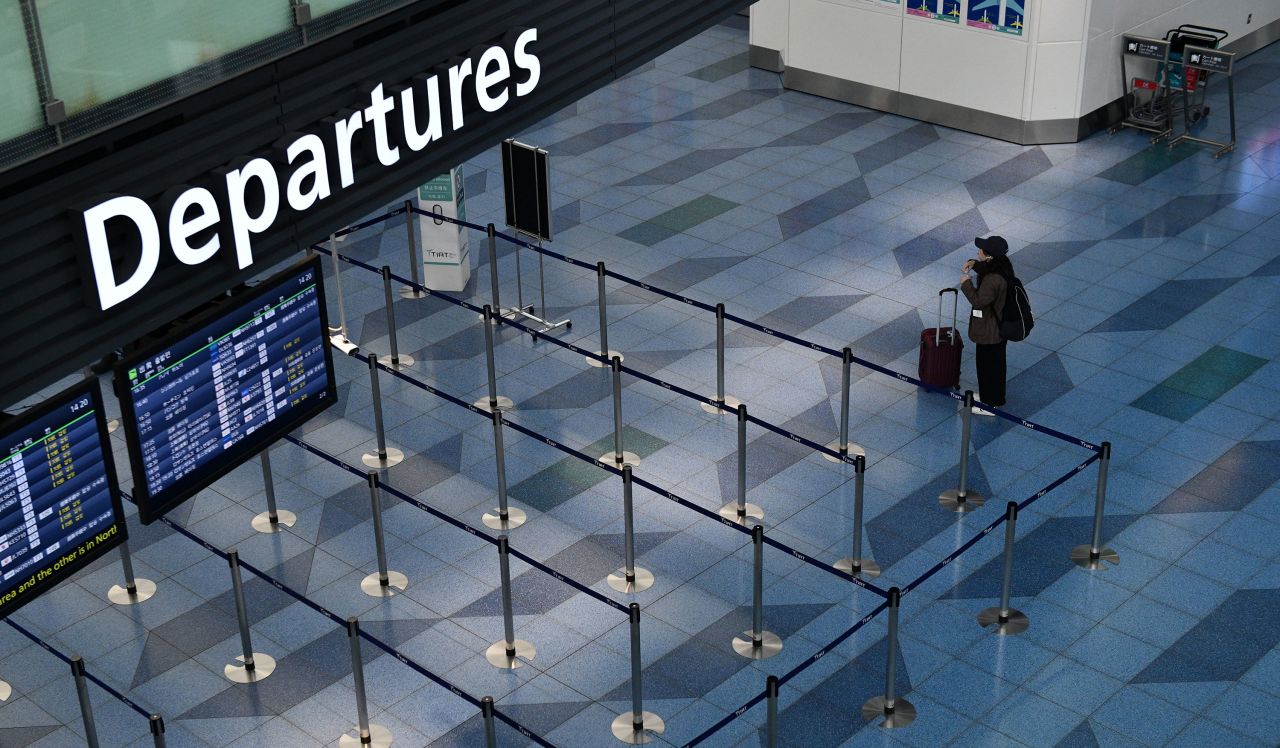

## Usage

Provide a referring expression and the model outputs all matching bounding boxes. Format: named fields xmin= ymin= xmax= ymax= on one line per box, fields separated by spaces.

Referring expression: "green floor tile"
xmin=508 ymin=426 xmax=668 ymax=511
xmin=651 ymin=195 xmax=739 ymax=232
xmin=1193 ymin=346 xmax=1267 ymax=380
xmin=1163 ymin=369 xmax=1244 ymax=401
xmin=1096 ymin=142 xmax=1200 ymax=185
xmin=1132 ymin=385 xmax=1212 ymax=422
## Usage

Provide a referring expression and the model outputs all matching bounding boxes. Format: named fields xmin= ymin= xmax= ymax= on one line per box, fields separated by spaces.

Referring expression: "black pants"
xmin=975 ymin=341 xmax=1007 ymax=407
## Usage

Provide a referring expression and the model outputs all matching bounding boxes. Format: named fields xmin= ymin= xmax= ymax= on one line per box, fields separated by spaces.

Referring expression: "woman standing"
xmin=960 ymin=236 xmax=1012 ymax=415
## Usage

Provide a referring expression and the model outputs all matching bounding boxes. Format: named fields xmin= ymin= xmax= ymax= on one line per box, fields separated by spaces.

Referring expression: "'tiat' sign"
xmin=74 ymin=28 xmax=541 ymax=311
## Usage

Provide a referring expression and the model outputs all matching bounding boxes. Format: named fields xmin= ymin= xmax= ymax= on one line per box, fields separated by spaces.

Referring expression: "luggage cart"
xmin=1160 ymin=25 xmax=1228 ymax=131
xmin=1110 ymin=35 xmax=1175 ymax=142
xmin=1171 ymin=45 xmax=1237 ymax=157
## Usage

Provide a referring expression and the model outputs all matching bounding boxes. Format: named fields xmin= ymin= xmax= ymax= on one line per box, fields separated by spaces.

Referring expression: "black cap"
xmin=974 ymin=235 xmax=1008 ymax=257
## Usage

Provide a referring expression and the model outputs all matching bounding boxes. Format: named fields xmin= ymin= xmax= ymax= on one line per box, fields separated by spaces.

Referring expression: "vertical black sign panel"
xmin=502 ymin=139 xmax=553 ymax=242
xmin=1 ymin=380 xmax=127 ymax=620
xmin=116 ymin=257 xmax=336 ymax=524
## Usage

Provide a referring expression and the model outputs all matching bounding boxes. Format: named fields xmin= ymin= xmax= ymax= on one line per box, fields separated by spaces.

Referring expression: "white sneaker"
xmin=971 ymin=406 xmax=995 ymax=416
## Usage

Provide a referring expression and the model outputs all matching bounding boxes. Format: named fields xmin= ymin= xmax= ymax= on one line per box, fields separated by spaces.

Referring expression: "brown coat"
xmin=960 ymin=272 xmax=1007 ymax=345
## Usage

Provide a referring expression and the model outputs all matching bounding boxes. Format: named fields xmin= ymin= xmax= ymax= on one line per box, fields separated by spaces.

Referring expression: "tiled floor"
xmin=4 ymin=14 xmax=1280 ymax=748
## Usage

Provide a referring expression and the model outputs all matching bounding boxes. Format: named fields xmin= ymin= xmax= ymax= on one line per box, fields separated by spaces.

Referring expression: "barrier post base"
xmin=607 ymin=567 xmax=655 ymax=593
xmin=718 ymin=502 xmax=764 ymax=524
xmin=823 ymin=440 xmax=866 ymax=463
xmin=108 ymin=578 xmax=157 ymax=606
xmin=938 ymin=489 xmax=985 ymax=513
xmin=1070 ymin=544 xmax=1119 ymax=570
xmin=834 ymin=557 xmax=881 ymax=579
xmin=482 ymin=507 xmax=527 ymax=531
xmin=377 ymin=354 xmax=416 ymax=370
xmin=339 ymin=724 xmax=393 ymax=748
xmin=399 ymin=285 xmax=427 ymax=300
xmin=0 ymin=680 xmax=11 ymax=702
xmin=977 ymin=607 xmax=1029 ymax=636
xmin=485 ymin=639 xmax=536 ymax=670
xmin=360 ymin=571 xmax=408 ymax=598
xmin=731 ymin=631 xmax=783 ymax=660
xmin=224 ymin=654 xmax=277 ymax=684
xmin=611 ymin=712 xmax=665 ymax=744
xmin=699 ymin=395 xmax=742 ymax=415
xmin=587 ymin=350 xmax=624 ymax=368
xmin=362 ymin=447 xmax=405 ymax=470
xmin=473 ymin=396 xmax=515 ymax=413
xmin=599 ymin=451 xmax=641 ymax=469
xmin=251 ymin=509 xmax=297 ymax=534
xmin=861 ymin=696 xmax=916 ymax=729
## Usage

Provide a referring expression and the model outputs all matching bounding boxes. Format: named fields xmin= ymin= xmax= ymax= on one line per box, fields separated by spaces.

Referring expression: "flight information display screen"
xmin=1 ymin=380 xmax=126 ymax=620
xmin=118 ymin=257 xmax=336 ymax=523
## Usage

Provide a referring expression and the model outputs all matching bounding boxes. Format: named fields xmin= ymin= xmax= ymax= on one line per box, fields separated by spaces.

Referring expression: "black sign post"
xmin=499 ymin=139 xmax=571 ymax=337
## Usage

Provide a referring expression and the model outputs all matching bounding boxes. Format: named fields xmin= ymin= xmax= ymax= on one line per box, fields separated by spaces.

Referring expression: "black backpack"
xmin=997 ymin=275 xmax=1034 ymax=341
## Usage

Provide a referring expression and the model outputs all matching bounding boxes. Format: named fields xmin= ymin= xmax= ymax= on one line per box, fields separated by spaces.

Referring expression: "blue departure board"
xmin=118 ymin=257 xmax=336 ymax=523
xmin=1 ymin=380 xmax=126 ymax=619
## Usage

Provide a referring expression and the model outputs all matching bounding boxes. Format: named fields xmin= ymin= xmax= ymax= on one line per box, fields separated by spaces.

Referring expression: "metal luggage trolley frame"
xmin=1171 ymin=45 xmax=1237 ymax=157
xmin=1159 ymin=25 xmax=1228 ymax=133
xmin=1110 ymin=35 xmax=1175 ymax=142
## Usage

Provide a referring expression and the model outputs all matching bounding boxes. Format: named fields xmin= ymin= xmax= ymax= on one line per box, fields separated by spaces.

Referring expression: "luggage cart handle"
xmin=937 ymin=288 xmax=958 ymax=346
xmin=1173 ymin=24 xmax=1228 ymax=43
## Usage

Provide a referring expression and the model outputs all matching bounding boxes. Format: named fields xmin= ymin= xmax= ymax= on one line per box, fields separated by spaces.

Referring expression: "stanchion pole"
xmin=826 ymin=347 xmax=865 ymax=461
xmin=485 ymin=537 xmax=537 ymax=669
xmin=611 ymin=603 xmax=665 ymax=743
xmin=149 ymin=715 xmax=167 ymax=748
xmin=588 ymin=261 xmax=621 ymax=366
xmin=487 ymin=223 xmax=504 ymax=314
xmin=1071 ymin=441 xmax=1120 ymax=570
xmin=766 ymin=675 xmax=779 ymax=748
xmin=360 ymin=472 xmax=408 ymax=597
xmin=836 ymin=454 xmax=880 ymax=578
xmin=732 ymin=525 xmax=783 ymax=659
xmin=701 ymin=303 xmax=741 ymax=414
xmin=720 ymin=404 xmax=763 ymax=522
xmin=608 ymin=466 xmax=655 ymax=593
xmin=473 ymin=305 xmax=514 ymax=412
xmin=251 ymin=447 xmax=296 ymax=533
xmin=400 ymin=200 xmax=426 ymax=299
xmin=599 ymin=357 xmax=640 ymax=467
xmin=481 ymin=696 xmax=498 ymax=748
xmin=224 ymin=549 xmax=277 ymax=682
xmin=979 ymin=502 xmax=1030 ymax=635
xmin=377 ymin=266 xmax=415 ymax=369
xmin=70 ymin=657 xmax=100 ymax=748
xmin=339 ymin=617 xmax=393 ymax=748
xmin=107 ymin=540 xmax=156 ymax=605
xmin=939 ymin=390 xmax=986 ymax=512
xmin=482 ymin=410 xmax=527 ymax=530
xmin=361 ymin=356 xmax=404 ymax=469
xmin=328 ymin=234 xmax=359 ymax=354
xmin=861 ymin=587 xmax=915 ymax=728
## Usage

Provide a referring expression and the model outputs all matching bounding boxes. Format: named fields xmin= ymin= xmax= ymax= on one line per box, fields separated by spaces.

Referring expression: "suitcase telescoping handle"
xmin=936 ymin=288 xmax=958 ymax=346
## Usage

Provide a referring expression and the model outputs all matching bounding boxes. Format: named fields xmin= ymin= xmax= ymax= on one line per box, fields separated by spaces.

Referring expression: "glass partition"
xmin=0 ymin=3 xmax=44 ymax=142
xmin=35 ymin=0 xmax=293 ymax=116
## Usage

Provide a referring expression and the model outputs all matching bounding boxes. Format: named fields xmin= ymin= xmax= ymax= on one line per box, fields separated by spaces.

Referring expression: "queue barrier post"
xmin=400 ymin=199 xmax=427 ymax=299
xmin=766 ymin=675 xmax=779 ymax=748
xmin=474 ymin=305 xmax=514 ymax=413
xmin=361 ymin=355 xmax=405 ymax=469
xmin=599 ymin=356 xmax=640 ymax=467
xmin=611 ymin=603 xmax=665 ymax=744
xmin=835 ymin=454 xmax=880 ymax=578
xmin=486 ymin=536 xmax=538 ymax=669
xmin=862 ymin=587 xmax=915 ymax=728
xmin=486 ymin=223 xmax=504 ymax=314
xmin=149 ymin=714 xmax=167 ymax=748
xmin=0 ymin=677 xmax=9 ymax=702
xmin=733 ymin=525 xmax=783 ymax=659
xmin=224 ymin=549 xmax=277 ymax=683
xmin=588 ymin=262 xmax=622 ymax=366
xmin=252 ymin=447 xmax=296 ymax=533
xmin=481 ymin=696 xmax=498 ymax=747
xmin=107 ymin=539 xmax=156 ymax=605
xmin=825 ymin=346 xmax=866 ymax=461
xmin=482 ymin=410 xmax=527 ymax=530
xmin=70 ymin=656 xmax=101 ymax=748
xmin=339 ymin=617 xmax=393 ymax=748
xmin=700 ymin=303 xmax=741 ymax=415
xmin=1071 ymin=441 xmax=1120 ymax=570
xmin=328 ymin=234 xmax=359 ymax=355
xmin=608 ymin=465 xmax=654 ymax=593
xmin=978 ymin=502 xmax=1029 ymax=635
xmin=360 ymin=472 xmax=408 ymax=597
xmin=377 ymin=265 xmax=415 ymax=369
xmin=720 ymin=404 xmax=763 ymax=523
xmin=939 ymin=390 xmax=986 ymax=512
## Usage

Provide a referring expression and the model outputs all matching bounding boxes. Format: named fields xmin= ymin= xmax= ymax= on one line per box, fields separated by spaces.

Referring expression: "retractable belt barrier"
xmin=5 ymin=619 xmax=154 ymax=720
xmin=147 ymin=505 xmax=555 ymax=747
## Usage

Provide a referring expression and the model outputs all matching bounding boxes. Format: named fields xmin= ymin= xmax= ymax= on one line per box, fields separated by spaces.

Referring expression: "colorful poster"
xmin=967 ymin=0 xmax=1027 ymax=35
xmin=906 ymin=0 xmax=960 ymax=22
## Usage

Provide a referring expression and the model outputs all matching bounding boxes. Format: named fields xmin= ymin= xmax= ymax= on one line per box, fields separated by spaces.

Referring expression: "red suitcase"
xmin=919 ymin=288 xmax=963 ymax=389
